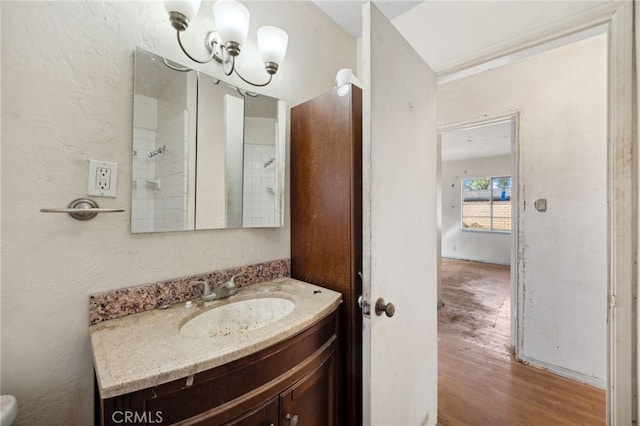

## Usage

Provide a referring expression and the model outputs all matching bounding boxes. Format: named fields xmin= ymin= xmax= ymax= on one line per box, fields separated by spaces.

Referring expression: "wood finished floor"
xmin=437 ymin=258 xmax=605 ymax=426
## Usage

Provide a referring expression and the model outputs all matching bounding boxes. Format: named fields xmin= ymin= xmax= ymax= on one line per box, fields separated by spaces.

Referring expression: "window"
xmin=461 ymin=176 xmax=511 ymax=232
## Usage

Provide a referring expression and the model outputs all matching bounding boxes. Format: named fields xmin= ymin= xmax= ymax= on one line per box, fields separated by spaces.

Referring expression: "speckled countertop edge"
xmin=90 ymin=277 xmax=342 ymax=399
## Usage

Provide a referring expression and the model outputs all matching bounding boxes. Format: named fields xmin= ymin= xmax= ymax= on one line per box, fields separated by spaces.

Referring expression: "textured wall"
xmin=0 ymin=1 xmax=356 ymax=424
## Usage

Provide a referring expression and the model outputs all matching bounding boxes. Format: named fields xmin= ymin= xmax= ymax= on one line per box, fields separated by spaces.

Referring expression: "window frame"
xmin=460 ymin=175 xmax=512 ymax=234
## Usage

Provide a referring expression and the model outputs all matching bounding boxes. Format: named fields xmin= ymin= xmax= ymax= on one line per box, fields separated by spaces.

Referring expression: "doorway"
xmin=360 ymin=2 xmax=633 ymax=424
xmin=438 ymin=116 xmax=516 ymax=341
xmin=437 ymin=30 xmax=609 ymax=423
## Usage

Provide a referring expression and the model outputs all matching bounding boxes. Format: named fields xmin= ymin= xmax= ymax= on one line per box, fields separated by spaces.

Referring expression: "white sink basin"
xmin=0 ymin=395 xmax=17 ymax=425
xmin=180 ymin=297 xmax=295 ymax=338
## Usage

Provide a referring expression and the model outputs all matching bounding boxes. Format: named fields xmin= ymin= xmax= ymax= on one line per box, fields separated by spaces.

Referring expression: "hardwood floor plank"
xmin=438 ymin=258 xmax=605 ymax=425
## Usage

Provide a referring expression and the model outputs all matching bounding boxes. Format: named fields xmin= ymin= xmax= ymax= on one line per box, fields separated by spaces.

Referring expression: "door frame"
xmin=435 ymin=2 xmax=635 ymax=424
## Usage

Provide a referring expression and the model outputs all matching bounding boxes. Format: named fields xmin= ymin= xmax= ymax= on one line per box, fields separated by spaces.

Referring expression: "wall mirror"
xmin=132 ymin=48 xmax=286 ymax=233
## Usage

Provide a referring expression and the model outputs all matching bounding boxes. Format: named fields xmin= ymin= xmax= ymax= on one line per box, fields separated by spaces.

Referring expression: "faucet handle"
xmin=190 ymin=280 xmax=211 ymax=296
xmin=229 ymin=273 xmax=244 ymax=285
xmin=218 ymin=273 xmax=244 ymax=288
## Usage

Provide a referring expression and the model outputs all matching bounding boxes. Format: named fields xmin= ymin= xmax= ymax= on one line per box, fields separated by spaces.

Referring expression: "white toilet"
xmin=0 ymin=395 xmax=18 ymax=425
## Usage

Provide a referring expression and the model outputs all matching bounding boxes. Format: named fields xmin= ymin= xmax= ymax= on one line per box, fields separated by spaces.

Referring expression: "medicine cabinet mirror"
xmin=131 ymin=47 xmax=286 ymax=233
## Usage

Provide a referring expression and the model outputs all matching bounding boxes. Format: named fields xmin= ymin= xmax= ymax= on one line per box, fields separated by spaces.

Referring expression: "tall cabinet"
xmin=290 ymin=84 xmax=362 ymax=426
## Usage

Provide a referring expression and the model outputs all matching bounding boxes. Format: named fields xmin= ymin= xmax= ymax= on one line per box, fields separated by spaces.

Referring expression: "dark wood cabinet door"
xmin=290 ymin=84 xmax=362 ymax=426
xmin=223 ymin=398 xmax=278 ymax=426
xmin=279 ymin=351 xmax=336 ymax=426
xmin=290 ymin=86 xmax=362 ymax=300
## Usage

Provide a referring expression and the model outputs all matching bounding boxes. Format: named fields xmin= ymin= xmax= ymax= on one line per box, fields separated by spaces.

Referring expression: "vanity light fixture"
xmin=164 ymin=0 xmax=288 ymax=87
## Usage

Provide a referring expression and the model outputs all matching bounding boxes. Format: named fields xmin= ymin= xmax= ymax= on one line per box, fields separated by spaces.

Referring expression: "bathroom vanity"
xmin=91 ymin=278 xmax=341 ymax=425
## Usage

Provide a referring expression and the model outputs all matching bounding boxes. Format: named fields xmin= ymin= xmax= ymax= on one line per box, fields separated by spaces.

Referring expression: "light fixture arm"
xmin=203 ymin=31 xmax=272 ymax=87
xmin=232 ymin=67 xmax=273 ymax=87
xmin=220 ymin=50 xmax=236 ymax=77
xmin=176 ymin=30 xmax=217 ymax=64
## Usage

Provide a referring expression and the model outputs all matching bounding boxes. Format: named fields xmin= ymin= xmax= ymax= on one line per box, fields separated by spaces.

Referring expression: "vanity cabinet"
xmin=221 ymin=397 xmax=278 ymax=425
xmin=290 ymin=84 xmax=363 ymax=426
xmin=279 ymin=350 xmax=335 ymax=426
xmin=96 ymin=310 xmax=337 ymax=426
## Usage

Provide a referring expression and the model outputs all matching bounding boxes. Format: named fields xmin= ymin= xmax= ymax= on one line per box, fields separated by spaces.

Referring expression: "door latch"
xmin=358 ymin=295 xmax=370 ymax=317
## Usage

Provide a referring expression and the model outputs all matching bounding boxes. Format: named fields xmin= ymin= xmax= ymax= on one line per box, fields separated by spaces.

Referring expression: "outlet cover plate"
xmin=88 ymin=160 xmax=118 ymax=197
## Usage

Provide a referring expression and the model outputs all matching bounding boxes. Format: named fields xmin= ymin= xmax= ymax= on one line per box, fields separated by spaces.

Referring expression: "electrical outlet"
xmin=88 ymin=160 xmax=118 ymax=197
xmin=96 ymin=168 xmax=111 ymax=190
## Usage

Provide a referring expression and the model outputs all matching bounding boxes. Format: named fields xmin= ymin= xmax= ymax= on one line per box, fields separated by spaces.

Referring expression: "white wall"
xmin=438 ymin=34 xmax=607 ymax=385
xmin=0 ymin=2 xmax=356 ymax=424
xmin=441 ymin=154 xmax=511 ymax=264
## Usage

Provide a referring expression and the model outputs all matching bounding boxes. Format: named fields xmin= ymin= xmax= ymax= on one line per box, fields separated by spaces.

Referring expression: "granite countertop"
xmin=90 ymin=277 xmax=342 ymax=399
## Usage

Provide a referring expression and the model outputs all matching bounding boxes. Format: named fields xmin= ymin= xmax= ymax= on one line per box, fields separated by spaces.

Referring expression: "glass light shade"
xmin=213 ymin=0 xmax=250 ymax=47
xmin=164 ymin=0 xmax=201 ymax=21
xmin=257 ymin=26 xmax=288 ymax=66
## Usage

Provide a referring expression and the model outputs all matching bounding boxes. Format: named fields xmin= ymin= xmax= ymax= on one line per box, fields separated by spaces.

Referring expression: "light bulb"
xmin=165 ymin=0 xmax=201 ymax=31
xmin=257 ymin=26 xmax=288 ymax=74
xmin=213 ymin=0 xmax=250 ymax=55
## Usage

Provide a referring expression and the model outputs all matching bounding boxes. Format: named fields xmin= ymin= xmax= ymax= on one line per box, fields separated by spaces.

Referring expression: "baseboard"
xmin=441 ymin=255 xmax=510 ymax=266
xmin=518 ymin=355 xmax=606 ymax=389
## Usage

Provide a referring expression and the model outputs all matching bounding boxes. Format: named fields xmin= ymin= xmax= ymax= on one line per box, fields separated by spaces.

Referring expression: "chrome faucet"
xmin=190 ymin=280 xmax=217 ymax=303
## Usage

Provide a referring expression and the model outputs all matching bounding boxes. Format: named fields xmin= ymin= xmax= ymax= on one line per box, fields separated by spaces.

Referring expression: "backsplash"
xmin=89 ymin=259 xmax=290 ymax=324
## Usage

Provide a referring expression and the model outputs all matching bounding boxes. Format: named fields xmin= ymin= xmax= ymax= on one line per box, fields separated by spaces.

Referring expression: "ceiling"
xmin=440 ymin=121 xmax=512 ymax=163
xmin=312 ymin=0 xmax=612 ymax=73
xmin=311 ymin=1 xmax=422 ymax=38
xmin=311 ymin=0 xmax=611 ymax=161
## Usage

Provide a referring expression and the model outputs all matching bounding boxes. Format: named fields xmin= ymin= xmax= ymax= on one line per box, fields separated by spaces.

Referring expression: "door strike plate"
xmin=358 ymin=295 xmax=370 ymax=317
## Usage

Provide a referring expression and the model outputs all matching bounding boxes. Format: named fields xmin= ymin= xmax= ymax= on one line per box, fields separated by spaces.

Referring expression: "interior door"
xmin=361 ymin=3 xmax=438 ymax=425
